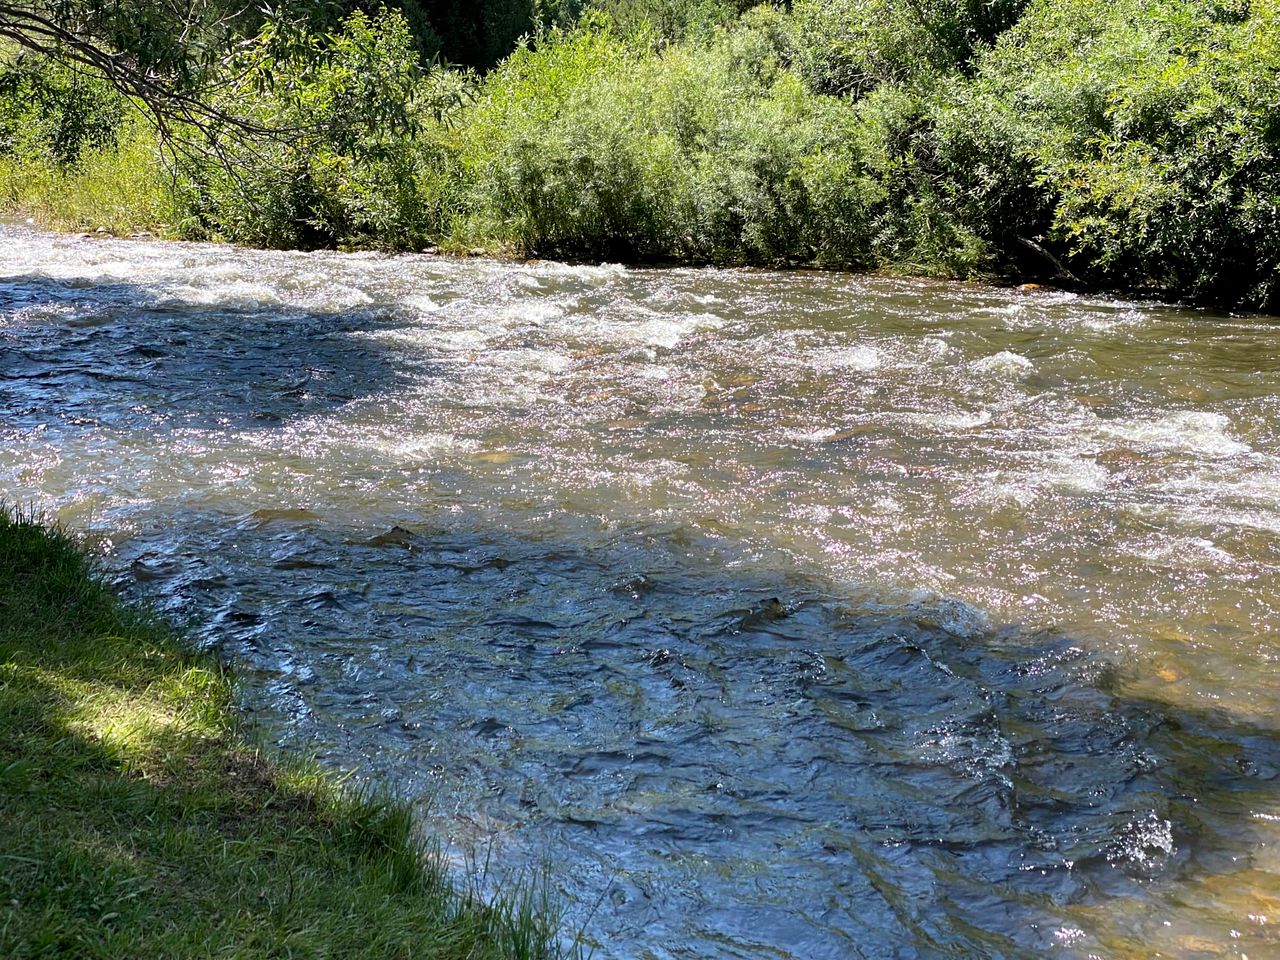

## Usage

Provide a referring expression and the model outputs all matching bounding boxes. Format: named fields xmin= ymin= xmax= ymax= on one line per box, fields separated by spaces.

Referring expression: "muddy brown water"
xmin=3 ymin=226 xmax=1279 ymax=958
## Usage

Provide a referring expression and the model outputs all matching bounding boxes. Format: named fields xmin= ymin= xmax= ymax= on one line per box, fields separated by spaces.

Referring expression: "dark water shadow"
xmin=0 ymin=274 xmax=441 ymax=432
xmin=105 ymin=509 xmax=1280 ymax=960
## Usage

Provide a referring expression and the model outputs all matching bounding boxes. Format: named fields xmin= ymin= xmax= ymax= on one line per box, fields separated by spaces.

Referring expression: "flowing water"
xmin=3 ymin=225 xmax=1280 ymax=959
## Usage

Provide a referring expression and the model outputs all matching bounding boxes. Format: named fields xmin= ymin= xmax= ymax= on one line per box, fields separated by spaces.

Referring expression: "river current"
xmin=3 ymin=226 xmax=1279 ymax=958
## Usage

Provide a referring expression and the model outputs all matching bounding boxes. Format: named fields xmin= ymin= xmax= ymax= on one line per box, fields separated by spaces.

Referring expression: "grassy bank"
xmin=1 ymin=0 xmax=1277 ymax=311
xmin=0 ymin=508 xmax=565 ymax=959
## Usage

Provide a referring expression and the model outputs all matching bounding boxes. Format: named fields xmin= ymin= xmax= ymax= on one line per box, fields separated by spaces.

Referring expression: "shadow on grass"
xmin=0 ymin=510 xmax=571 ymax=960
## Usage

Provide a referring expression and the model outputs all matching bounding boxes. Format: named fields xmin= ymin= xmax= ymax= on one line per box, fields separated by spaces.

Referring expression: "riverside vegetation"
xmin=1 ymin=0 xmax=1278 ymax=311
xmin=0 ymin=508 xmax=567 ymax=959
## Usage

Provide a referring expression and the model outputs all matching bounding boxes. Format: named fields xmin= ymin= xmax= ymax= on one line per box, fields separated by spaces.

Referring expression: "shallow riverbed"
xmin=3 ymin=226 xmax=1279 ymax=958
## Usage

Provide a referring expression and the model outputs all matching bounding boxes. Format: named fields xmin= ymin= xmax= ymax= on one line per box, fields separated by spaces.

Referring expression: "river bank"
xmin=0 ymin=507 xmax=567 ymax=959
xmin=3 ymin=0 xmax=1277 ymax=315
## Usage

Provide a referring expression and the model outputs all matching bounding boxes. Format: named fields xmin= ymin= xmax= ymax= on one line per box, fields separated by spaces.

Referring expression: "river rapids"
xmin=2 ymin=226 xmax=1279 ymax=958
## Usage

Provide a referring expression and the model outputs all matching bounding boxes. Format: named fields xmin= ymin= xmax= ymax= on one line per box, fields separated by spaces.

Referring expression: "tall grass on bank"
xmin=0 ymin=121 xmax=178 ymax=237
xmin=0 ymin=508 xmax=569 ymax=960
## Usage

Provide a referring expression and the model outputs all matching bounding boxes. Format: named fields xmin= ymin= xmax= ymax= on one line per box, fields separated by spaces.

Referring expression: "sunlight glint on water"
xmin=2 ymin=227 xmax=1280 ymax=958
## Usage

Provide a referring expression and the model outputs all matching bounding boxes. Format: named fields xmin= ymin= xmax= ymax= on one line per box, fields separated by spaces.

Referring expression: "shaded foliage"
xmin=314 ymin=0 xmax=539 ymax=69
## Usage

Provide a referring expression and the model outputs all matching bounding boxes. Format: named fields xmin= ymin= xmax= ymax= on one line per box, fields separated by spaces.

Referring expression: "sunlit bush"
xmin=973 ymin=0 xmax=1280 ymax=308
xmin=458 ymin=15 xmax=878 ymax=264
xmin=0 ymin=49 xmax=174 ymax=235
xmin=785 ymin=0 xmax=1030 ymax=97
xmin=586 ymin=0 xmax=751 ymax=40
xmin=0 ymin=51 xmax=124 ymax=164
xmin=180 ymin=9 xmax=467 ymax=250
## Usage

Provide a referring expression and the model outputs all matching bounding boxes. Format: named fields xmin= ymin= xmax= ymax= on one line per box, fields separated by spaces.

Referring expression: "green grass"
xmin=0 ymin=507 xmax=569 ymax=959
xmin=0 ymin=128 xmax=177 ymax=238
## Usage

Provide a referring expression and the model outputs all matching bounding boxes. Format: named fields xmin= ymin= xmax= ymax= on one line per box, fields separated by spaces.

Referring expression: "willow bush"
xmin=784 ymin=0 xmax=1030 ymax=96
xmin=0 ymin=54 xmax=124 ymax=164
xmin=177 ymin=9 xmax=467 ymax=250
xmin=456 ymin=14 xmax=880 ymax=265
xmin=971 ymin=0 xmax=1280 ymax=308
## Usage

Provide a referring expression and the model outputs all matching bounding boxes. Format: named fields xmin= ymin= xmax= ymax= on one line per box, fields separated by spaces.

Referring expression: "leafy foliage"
xmin=181 ymin=9 xmax=468 ymax=249
xmin=0 ymin=51 xmax=123 ymax=163
xmin=458 ymin=15 xmax=879 ymax=264
xmin=588 ymin=0 xmax=753 ymax=40
xmin=973 ymin=0 xmax=1280 ymax=307
xmin=784 ymin=0 xmax=1030 ymax=96
xmin=1 ymin=0 xmax=1278 ymax=310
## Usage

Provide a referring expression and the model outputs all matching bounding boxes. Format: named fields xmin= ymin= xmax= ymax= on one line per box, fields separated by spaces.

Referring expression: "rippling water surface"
xmin=4 ymin=226 xmax=1280 ymax=958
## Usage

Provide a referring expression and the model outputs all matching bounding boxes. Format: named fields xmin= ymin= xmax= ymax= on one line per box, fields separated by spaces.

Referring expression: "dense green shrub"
xmin=179 ymin=10 xmax=467 ymax=250
xmin=458 ymin=16 xmax=878 ymax=264
xmin=678 ymin=64 xmax=881 ymax=265
xmin=973 ymin=0 xmax=1280 ymax=308
xmin=457 ymin=25 xmax=672 ymax=257
xmin=588 ymin=0 xmax=753 ymax=40
xmin=845 ymin=84 xmax=986 ymax=275
xmin=785 ymin=0 xmax=1029 ymax=97
xmin=0 ymin=53 xmax=124 ymax=164
xmin=827 ymin=75 xmax=1056 ymax=280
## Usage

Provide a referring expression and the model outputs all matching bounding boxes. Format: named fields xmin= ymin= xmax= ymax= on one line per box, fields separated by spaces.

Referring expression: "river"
xmin=2 ymin=225 xmax=1279 ymax=958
